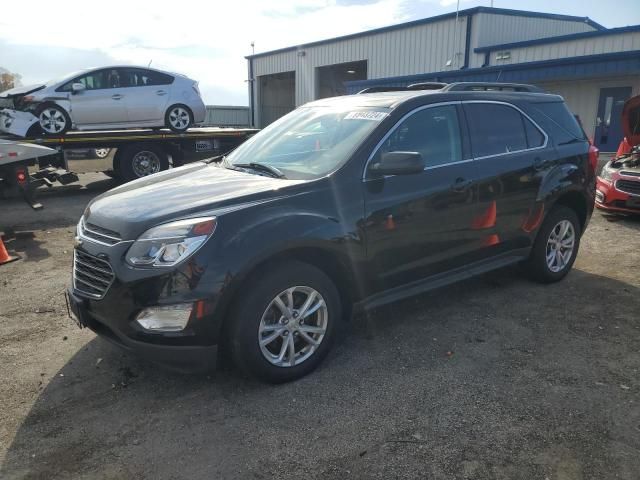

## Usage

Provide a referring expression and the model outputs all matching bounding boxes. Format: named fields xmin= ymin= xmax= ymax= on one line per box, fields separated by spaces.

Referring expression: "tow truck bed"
xmin=0 ymin=126 xmax=258 ymax=208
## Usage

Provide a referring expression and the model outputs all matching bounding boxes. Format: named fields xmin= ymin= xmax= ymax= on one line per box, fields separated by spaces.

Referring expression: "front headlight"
xmin=599 ymin=164 xmax=613 ymax=182
xmin=125 ymin=217 xmax=216 ymax=267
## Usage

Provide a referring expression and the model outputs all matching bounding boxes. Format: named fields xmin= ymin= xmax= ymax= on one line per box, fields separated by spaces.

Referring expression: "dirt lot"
xmin=0 ymin=168 xmax=639 ymax=479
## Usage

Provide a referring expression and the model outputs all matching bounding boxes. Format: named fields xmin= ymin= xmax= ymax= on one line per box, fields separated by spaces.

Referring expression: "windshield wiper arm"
xmin=233 ymin=162 xmax=286 ymax=178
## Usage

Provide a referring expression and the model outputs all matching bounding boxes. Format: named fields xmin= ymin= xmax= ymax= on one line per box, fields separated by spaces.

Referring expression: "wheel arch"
xmin=216 ymin=244 xmax=362 ymax=343
xmin=551 ymin=190 xmax=589 ymax=233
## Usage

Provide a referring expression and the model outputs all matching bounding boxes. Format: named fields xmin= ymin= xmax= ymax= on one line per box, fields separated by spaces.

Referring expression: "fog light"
xmin=135 ymin=303 xmax=193 ymax=332
xmin=595 ymin=190 xmax=605 ymax=203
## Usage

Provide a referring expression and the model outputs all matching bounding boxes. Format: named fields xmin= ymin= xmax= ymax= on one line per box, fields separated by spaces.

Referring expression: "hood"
xmin=622 ymin=94 xmax=640 ymax=148
xmin=85 ymin=162 xmax=305 ymax=240
xmin=0 ymin=84 xmax=46 ymax=98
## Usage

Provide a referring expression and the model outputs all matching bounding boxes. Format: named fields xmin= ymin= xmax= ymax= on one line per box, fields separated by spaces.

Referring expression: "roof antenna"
xmin=148 ymin=59 xmax=153 ymax=67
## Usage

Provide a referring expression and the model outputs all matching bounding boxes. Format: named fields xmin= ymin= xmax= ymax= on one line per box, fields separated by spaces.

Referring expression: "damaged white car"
xmin=0 ymin=66 xmax=206 ymax=137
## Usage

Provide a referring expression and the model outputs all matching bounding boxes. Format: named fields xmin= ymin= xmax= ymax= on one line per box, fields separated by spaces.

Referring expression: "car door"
xmin=363 ymin=103 xmax=485 ymax=292
xmin=66 ymin=68 xmax=127 ymax=126
xmin=462 ymin=101 xmax=550 ymax=254
xmin=119 ymin=68 xmax=171 ymax=124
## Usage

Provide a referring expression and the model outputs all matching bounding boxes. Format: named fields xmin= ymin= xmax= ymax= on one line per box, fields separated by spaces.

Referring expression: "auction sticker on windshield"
xmin=343 ymin=111 xmax=388 ymax=121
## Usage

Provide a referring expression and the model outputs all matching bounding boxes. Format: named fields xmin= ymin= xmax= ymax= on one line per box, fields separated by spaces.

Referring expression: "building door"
xmin=258 ymin=71 xmax=295 ymax=127
xmin=595 ymin=87 xmax=632 ymax=152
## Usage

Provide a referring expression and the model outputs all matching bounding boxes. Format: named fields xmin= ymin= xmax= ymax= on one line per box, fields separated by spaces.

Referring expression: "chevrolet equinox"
xmin=67 ymin=83 xmax=597 ymax=383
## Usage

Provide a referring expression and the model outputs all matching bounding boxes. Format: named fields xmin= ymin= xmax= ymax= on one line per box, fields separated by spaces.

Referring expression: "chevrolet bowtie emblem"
xmin=73 ymin=236 xmax=83 ymax=248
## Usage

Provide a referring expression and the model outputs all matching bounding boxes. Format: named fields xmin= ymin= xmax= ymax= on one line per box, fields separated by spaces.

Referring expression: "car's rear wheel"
xmin=229 ymin=261 xmax=341 ymax=383
xmin=524 ymin=205 xmax=581 ymax=283
xmin=36 ymin=104 xmax=71 ymax=135
xmin=165 ymin=104 xmax=193 ymax=132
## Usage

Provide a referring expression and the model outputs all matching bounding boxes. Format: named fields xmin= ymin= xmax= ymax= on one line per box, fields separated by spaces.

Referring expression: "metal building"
xmin=246 ymin=6 xmax=640 ymax=151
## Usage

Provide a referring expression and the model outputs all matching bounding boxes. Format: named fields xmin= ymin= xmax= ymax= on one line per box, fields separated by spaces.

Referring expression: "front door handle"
xmin=112 ymin=94 xmax=123 ymax=100
xmin=451 ymin=177 xmax=472 ymax=192
xmin=156 ymin=90 xmax=167 ymax=96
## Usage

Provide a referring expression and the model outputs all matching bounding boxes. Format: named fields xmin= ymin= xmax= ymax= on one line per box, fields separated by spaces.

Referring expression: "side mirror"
xmin=71 ymin=83 xmax=86 ymax=94
xmin=369 ymin=151 xmax=425 ymax=176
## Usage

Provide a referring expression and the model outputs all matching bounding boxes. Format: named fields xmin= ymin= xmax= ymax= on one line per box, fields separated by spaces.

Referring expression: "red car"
xmin=595 ymin=95 xmax=640 ymax=214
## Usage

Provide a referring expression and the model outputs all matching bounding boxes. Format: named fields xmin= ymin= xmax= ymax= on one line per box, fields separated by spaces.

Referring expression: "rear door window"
xmin=377 ymin=105 xmax=463 ymax=167
xmin=121 ymin=68 xmax=174 ymax=87
xmin=464 ymin=103 xmax=534 ymax=157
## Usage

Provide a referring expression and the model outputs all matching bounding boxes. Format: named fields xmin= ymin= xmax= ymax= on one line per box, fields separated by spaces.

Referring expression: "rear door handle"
xmin=112 ymin=94 xmax=123 ymax=100
xmin=451 ymin=177 xmax=473 ymax=192
xmin=156 ymin=90 xmax=167 ymax=96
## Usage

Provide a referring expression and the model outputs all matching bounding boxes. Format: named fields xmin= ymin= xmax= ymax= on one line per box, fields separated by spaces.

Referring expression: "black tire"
xmin=524 ymin=205 xmax=581 ymax=283
xmin=116 ymin=144 xmax=169 ymax=183
xmin=165 ymin=104 xmax=193 ymax=132
xmin=229 ymin=261 xmax=341 ymax=383
xmin=35 ymin=103 xmax=71 ymax=135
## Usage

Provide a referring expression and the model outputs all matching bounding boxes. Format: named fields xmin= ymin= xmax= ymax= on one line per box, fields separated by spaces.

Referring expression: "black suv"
xmin=67 ymin=83 xmax=597 ymax=383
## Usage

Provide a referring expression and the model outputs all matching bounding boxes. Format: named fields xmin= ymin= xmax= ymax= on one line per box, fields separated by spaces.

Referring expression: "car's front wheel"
xmin=36 ymin=104 xmax=71 ymax=135
xmin=229 ymin=261 xmax=341 ymax=383
xmin=165 ymin=104 xmax=193 ymax=132
xmin=524 ymin=205 xmax=581 ymax=283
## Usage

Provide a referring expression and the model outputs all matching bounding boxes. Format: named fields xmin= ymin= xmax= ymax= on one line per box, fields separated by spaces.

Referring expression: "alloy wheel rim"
xmin=131 ymin=151 xmax=161 ymax=177
xmin=258 ymin=286 xmax=328 ymax=368
xmin=545 ymin=220 xmax=575 ymax=273
xmin=169 ymin=107 xmax=190 ymax=129
xmin=39 ymin=108 xmax=66 ymax=133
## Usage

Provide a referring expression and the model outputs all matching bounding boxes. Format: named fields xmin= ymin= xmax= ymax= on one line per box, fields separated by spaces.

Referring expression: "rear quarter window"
xmin=531 ymin=101 xmax=587 ymax=144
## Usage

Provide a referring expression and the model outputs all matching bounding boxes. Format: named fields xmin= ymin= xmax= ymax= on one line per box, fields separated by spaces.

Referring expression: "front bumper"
xmin=596 ymin=177 xmax=640 ymax=214
xmin=68 ymin=239 xmax=229 ymax=372
xmin=67 ymin=289 xmax=218 ymax=372
xmin=0 ymin=109 xmax=39 ymax=137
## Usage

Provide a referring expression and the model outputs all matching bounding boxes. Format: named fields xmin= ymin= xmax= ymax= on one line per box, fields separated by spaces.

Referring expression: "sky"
xmin=1 ymin=0 xmax=639 ymax=106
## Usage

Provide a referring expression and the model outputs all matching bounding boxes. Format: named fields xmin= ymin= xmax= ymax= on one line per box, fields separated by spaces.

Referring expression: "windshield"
xmin=225 ymin=105 xmax=389 ymax=180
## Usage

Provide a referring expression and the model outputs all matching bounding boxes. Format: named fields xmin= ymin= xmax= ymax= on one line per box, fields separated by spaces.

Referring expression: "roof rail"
xmin=357 ymin=82 xmax=448 ymax=94
xmin=442 ymin=82 xmax=543 ymax=93
xmin=406 ymin=82 xmax=448 ymax=91
xmin=356 ymin=81 xmax=543 ymax=95
xmin=357 ymin=86 xmax=409 ymax=94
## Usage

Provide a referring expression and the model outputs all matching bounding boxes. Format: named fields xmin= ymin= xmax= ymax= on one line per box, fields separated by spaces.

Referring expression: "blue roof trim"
xmin=344 ymin=50 xmax=640 ymax=93
xmin=246 ymin=7 xmax=602 ymax=59
xmin=475 ymin=24 xmax=640 ymax=53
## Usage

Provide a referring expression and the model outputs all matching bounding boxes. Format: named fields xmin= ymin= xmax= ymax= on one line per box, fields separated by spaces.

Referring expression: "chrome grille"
xmin=615 ymin=179 xmax=640 ymax=196
xmin=73 ymin=250 xmax=115 ymax=299
xmin=80 ymin=220 xmax=122 ymax=245
xmin=620 ymin=170 xmax=640 ymax=177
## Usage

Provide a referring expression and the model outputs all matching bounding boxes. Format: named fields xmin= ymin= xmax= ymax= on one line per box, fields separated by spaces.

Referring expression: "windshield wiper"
xmin=233 ymin=162 xmax=286 ymax=178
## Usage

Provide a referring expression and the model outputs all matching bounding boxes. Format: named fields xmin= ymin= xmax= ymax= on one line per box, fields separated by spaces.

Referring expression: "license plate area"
xmin=626 ymin=197 xmax=640 ymax=208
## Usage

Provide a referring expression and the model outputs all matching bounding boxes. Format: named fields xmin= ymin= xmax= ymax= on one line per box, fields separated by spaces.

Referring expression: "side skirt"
xmin=356 ymin=248 xmax=530 ymax=312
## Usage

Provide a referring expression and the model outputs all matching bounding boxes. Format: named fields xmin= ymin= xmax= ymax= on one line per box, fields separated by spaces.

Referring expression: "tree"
xmin=0 ymin=67 xmax=22 ymax=92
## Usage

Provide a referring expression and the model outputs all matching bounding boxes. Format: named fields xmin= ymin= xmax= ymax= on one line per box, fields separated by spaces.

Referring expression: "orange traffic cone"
xmin=0 ymin=233 xmax=19 ymax=265
xmin=616 ymin=137 xmax=631 ymax=157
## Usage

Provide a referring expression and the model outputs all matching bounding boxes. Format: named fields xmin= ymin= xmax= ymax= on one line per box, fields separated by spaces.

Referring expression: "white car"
xmin=0 ymin=66 xmax=206 ymax=136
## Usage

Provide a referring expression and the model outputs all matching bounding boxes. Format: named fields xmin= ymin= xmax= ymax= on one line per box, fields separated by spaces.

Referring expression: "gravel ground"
xmin=0 ymin=170 xmax=638 ymax=480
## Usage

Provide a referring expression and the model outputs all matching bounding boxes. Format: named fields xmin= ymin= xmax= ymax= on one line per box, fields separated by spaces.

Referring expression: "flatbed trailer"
xmin=0 ymin=126 xmax=257 ymax=208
